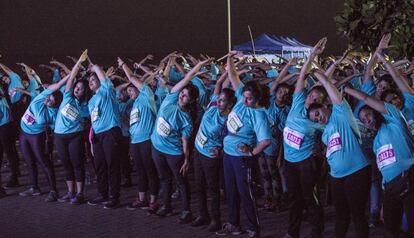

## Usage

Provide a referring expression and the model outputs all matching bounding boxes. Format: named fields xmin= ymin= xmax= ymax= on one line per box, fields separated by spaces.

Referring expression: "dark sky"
xmin=0 ymin=0 xmax=346 ymax=66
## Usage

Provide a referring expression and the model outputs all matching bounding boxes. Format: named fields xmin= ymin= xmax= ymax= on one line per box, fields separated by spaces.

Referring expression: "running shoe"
xmin=216 ymin=223 xmax=242 ymax=236
xmin=58 ymin=192 xmax=74 ymax=203
xmin=19 ymin=187 xmax=41 ymax=197
xmin=45 ymin=190 xmax=58 ymax=202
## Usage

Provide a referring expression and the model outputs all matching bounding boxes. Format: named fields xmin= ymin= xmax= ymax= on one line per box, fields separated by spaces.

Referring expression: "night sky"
xmin=0 ymin=0 xmax=346 ymax=66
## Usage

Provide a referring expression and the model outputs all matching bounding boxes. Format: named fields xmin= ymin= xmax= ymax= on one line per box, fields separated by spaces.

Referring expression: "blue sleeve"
xmin=290 ymin=90 xmax=306 ymax=114
xmin=254 ymin=111 xmax=272 ymax=142
xmin=52 ymin=69 xmax=61 ymax=83
xmin=235 ymin=83 xmax=244 ymax=101
xmin=361 ymin=79 xmax=375 ymax=95
xmin=383 ymin=103 xmax=404 ymax=124
xmin=181 ymin=117 xmax=193 ymax=139
xmin=209 ymin=94 xmax=219 ymax=103
xmin=403 ymin=93 xmax=414 ymax=107
xmin=159 ymin=92 xmax=179 ymax=110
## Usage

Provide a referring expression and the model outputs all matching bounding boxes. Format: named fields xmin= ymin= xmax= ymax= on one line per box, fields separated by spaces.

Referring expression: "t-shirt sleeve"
xmin=235 ymin=83 xmax=244 ymax=102
xmin=383 ymin=103 xmax=403 ymax=124
xmin=290 ymin=90 xmax=306 ymax=115
xmin=181 ymin=116 xmax=193 ymax=139
xmin=159 ymin=92 xmax=179 ymax=110
xmin=254 ymin=111 xmax=272 ymax=142
xmin=403 ymin=93 xmax=414 ymax=108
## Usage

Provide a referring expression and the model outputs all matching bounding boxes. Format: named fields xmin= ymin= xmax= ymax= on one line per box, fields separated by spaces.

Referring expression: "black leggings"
xmin=130 ymin=140 xmax=159 ymax=196
xmin=54 ymin=132 xmax=85 ymax=182
xmin=331 ymin=166 xmax=371 ymax=238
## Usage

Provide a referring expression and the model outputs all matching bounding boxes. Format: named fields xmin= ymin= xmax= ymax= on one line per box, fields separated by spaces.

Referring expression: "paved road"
xmin=1 ymin=160 xmax=385 ymax=238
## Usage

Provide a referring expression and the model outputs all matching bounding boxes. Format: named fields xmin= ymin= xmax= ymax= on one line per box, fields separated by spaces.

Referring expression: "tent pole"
xmin=227 ymin=0 xmax=231 ymax=52
xmin=248 ymin=25 xmax=256 ymax=58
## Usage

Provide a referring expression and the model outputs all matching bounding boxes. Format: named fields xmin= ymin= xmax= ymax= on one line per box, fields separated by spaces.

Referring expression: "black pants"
xmin=20 ymin=131 xmax=56 ymax=191
xmin=130 ymin=140 xmax=159 ymax=196
xmin=54 ymin=132 xmax=85 ymax=182
xmin=383 ymin=165 xmax=414 ymax=238
xmin=119 ymin=136 xmax=132 ymax=181
xmin=0 ymin=122 xmax=19 ymax=182
xmin=194 ymin=150 xmax=220 ymax=221
xmin=92 ymin=127 xmax=122 ymax=200
xmin=284 ymin=156 xmax=324 ymax=238
xmin=331 ymin=166 xmax=371 ymax=238
xmin=152 ymin=146 xmax=190 ymax=211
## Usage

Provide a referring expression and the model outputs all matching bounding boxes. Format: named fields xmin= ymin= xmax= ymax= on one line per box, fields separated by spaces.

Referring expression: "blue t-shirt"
xmin=54 ymin=91 xmax=89 ymax=134
xmin=119 ymin=99 xmax=133 ymax=137
xmin=401 ymin=93 xmax=414 ymax=136
xmin=52 ymin=69 xmax=61 ymax=83
xmin=27 ymin=77 xmax=40 ymax=94
xmin=322 ymin=100 xmax=370 ymax=178
xmin=154 ymin=77 xmax=169 ymax=110
xmin=223 ymin=84 xmax=272 ymax=156
xmin=192 ymin=76 xmax=209 ymax=108
xmin=0 ymin=88 xmax=11 ymax=126
xmin=8 ymin=73 xmax=23 ymax=104
xmin=169 ymin=67 xmax=184 ymax=83
xmin=373 ymin=103 xmax=414 ymax=183
xmin=150 ymin=92 xmax=193 ymax=155
xmin=354 ymin=79 xmax=375 ymax=118
xmin=20 ymin=89 xmax=56 ymax=134
xmin=283 ymin=90 xmax=325 ymax=162
xmin=130 ymin=84 xmax=157 ymax=144
xmin=264 ymin=96 xmax=291 ymax=156
xmin=195 ymin=100 xmax=227 ymax=158
xmin=88 ymin=79 xmax=121 ymax=134
xmin=266 ymin=68 xmax=279 ymax=78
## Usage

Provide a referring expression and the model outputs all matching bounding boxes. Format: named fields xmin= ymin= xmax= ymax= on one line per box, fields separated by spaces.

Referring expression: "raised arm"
xmin=376 ymin=52 xmax=414 ymax=94
xmin=363 ymin=33 xmax=391 ymax=84
xmin=50 ymin=60 xmax=71 ymax=75
xmin=227 ymin=52 xmax=242 ymax=91
xmin=171 ymin=59 xmax=209 ymax=93
xmin=213 ymin=72 xmax=228 ymax=96
xmin=48 ymin=75 xmax=70 ymax=92
xmin=118 ymin=57 xmax=144 ymax=90
xmin=0 ymin=63 xmax=14 ymax=75
xmin=344 ymin=86 xmax=386 ymax=114
xmin=313 ymin=71 xmax=342 ymax=104
xmin=65 ymin=50 xmax=88 ymax=93
xmin=325 ymin=49 xmax=351 ymax=78
xmin=270 ymin=58 xmax=296 ymax=93
xmin=90 ymin=65 xmax=108 ymax=83
xmin=295 ymin=37 xmax=327 ymax=93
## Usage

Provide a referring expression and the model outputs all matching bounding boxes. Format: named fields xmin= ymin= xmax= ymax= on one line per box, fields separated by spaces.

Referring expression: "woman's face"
xmin=2 ymin=76 xmax=10 ymax=85
xmin=308 ymin=106 xmax=330 ymax=124
xmin=384 ymin=92 xmax=403 ymax=110
xmin=275 ymin=86 xmax=290 ymax=106
xmin=127 ymin=86 xmax=139 ymax=100
xmin=217 ymin=92 xmax=232 ymax=114
xmin=178 ymin=88 xmax=193 ymax=108
xmin=305 ymin=89 xmax=325 ymax=109
xmin=242 ymin=90 xmax=258 ymax=107
xmin=74 ymin=81 xmax=86 ymax=100
xmin=359 ymin=108 xmax=378 ymax=130
xmin=375 ymin=80 xmax=391 ymax=98
xmin=22 ymin=80 xmax=29 ymax=89
xmin=44 ymin=94 xmax=56 ymax=108
xmin=88 ymin=76 xmax=100 ymax=92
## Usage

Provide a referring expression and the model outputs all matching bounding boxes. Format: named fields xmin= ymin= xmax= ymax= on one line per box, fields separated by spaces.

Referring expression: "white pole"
xmin=228 ymin=0 xmax=231 ymax=52
xmin=248 ymin=25 xmax=256 ymax=58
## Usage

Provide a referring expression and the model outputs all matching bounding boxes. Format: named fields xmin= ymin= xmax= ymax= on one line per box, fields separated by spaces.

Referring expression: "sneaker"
xmin=103 ymin=199 xmax=120 ymax=209
xmin=19 ymin=187 xmax=41 ymax=197
xmin=208 ymin=219 xmax=221 ymax=232
xmin=171 ymin=189 xmax=180 ymax=199
xmin=58 ymin=192 xmax=74 ymax=203
xmin=216 ymin=223 xmax=242 ymax=236
xmin=126 ymin=198 xmax=148 ymax=211
xmin=191 ymin=216 xmax=209 ymax=227
xmin=146 ymin=202 xmax=159 ymax=214
xmin=179 ymin=210 xmax=193 ymax=224
xmin=246 ymin=229 xmax=260 ymax=238
xmin=70 ymin=193 xmax=85 ymax=205
xmin=156 ymin=205 xmax=173 ymax=217
xmin=4 ymin=178 xmax=20 ymax=188
xmin=45 ymin=190 xmax=58 ymax=202
xmin=88 ymin=196 xmax=109 ymax=206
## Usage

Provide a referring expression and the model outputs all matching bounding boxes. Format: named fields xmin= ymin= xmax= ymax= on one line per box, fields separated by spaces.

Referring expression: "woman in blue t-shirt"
xmin=150 ymin=59 xmax=208 ymax=223
xmin=118 ymin=58 xmax=160 ymax=214
xmin=86 ymin=64 xmax=122 ymax=209
xmin=191 ymin=71 xmax=236 ymax=232
xmin=216 ymin=53 xmax=271 ymax=238
xmin=18 ymin=75 xmax=68 ymax=202
xmin=345 ymin=86 xmax=414 ymax=238
xmin=54 ymin=51 xmax=91 ymax=205
xmin=307 ymin=71 xmax=371 ymax=238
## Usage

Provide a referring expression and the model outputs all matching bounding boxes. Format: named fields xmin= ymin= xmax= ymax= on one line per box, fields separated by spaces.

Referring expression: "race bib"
xmin=156 ymin=117 xmax=171 ymax=137
xmin=283 ymin=127 xmax=304 ymax=150
xmin=61 ymin=103 xmax=79 ymax=122
xmin=408 ymin=119 xmax=414 ymax=136
xmin=227 ymin=112 xmax=243 ymax=134
xmin=91 ymin=106 xmax=99 ymax=122
xmin=129 ymin=108 xmax=140 ymax=125
xmin=22 ymin=110 xmax=36 ymax=125
xmin=196 ymin=129 xmax=208 ymax=148
xmin=376 ymin=144 xmax=397 ymax=170
xmin=326 ymin=132 xmax=342 ymax=157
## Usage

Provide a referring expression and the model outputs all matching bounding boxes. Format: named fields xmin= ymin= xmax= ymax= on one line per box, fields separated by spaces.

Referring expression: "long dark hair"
xmin=75 ymin=79 xmax=92 ymax=103
xmin=182 ymin=83 xmax=200 ymax=124
xmin=242 ymin=81 xmax=270 ymax=108
xmin=221 ymin=87 xmax=237 ymax=108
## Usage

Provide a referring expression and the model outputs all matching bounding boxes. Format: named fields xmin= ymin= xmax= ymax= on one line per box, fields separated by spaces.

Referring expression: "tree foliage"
xmin=335 ymin=0 xmax=414 ymax=59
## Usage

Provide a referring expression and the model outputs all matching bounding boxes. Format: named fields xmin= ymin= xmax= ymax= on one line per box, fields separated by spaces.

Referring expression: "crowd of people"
xmin=0 ymin=34 xmax=413 ymax=238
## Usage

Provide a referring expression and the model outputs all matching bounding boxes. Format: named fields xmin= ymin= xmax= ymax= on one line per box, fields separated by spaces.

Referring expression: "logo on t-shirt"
xmin=326 ymin=132 xmax=342 ymax=157
xmin=156 ymin=117 xmax=171 ymax=137
xmin=196 ymin=129 xmax=208 ymax=148
xmin=61 ymin=103 xmax=79 ymax=122
xmin=91 ymin=107 xmax=99 ymax=122
xmin=22 ymin=110 xmax=36 ymax=125
xmin=283 ymin=127 xmax=304 ymax=150
xmin=227 ymin=112 xmax=243 ymax=134
xmin=130 ymin=108 xmax=141 ymax=125
xmin=376 ymin=144 xmax=397 ymax=170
